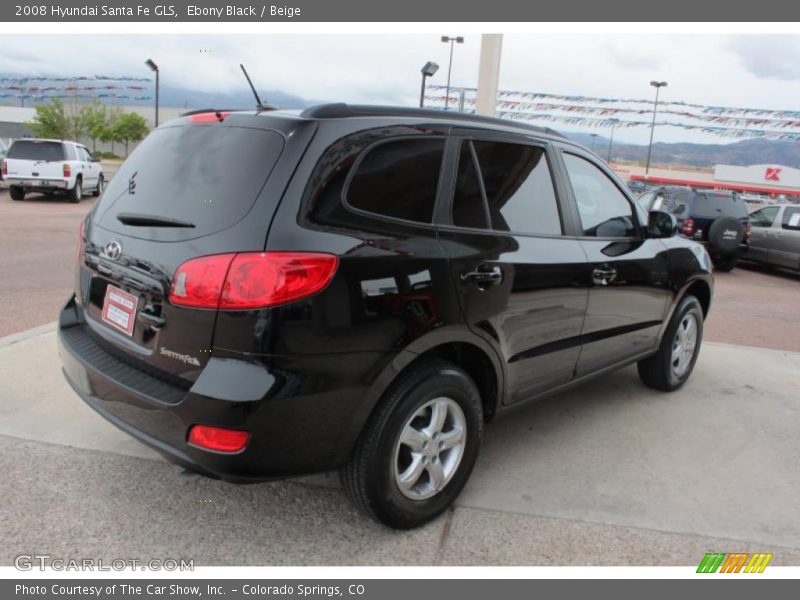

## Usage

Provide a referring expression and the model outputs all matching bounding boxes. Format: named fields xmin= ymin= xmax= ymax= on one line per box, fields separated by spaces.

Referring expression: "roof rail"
xmin=300 ymin=103 xmax=564 ymax=138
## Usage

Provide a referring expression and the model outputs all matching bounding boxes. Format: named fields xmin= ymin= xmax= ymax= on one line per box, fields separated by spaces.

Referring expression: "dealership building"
xmin=618 ymin=162 xmax=800 ymax=198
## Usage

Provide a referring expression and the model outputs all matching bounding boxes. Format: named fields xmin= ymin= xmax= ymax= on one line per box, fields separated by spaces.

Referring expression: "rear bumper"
xmin=6 ymin=177 xmax=69 ymax=191
xmin=58 ymin=295 xmax=394 ymax=483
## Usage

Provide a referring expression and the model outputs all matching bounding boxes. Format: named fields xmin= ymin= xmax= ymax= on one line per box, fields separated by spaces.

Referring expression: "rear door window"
xmin=782 ymin=207 xmax=800 ymax=231
xmin=7 ymin=140 xmax=65 ymax=161
xmin=94 ymin=124 xmax=285 ymax=239
xmin=346 ymin=138 xmax=445 ymax=224
xmin=65 ymin=144 xmax=78 ymax=161
xmin=451 ymin=139 xmax=562 ymax=236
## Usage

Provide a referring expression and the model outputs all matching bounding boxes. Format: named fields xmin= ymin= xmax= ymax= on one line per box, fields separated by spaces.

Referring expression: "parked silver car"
xmin=746 ymin=203 xmax=800 ymax=271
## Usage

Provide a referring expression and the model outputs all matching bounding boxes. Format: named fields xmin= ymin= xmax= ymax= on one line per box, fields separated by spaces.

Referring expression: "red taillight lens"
xmin=169 ymin=253 xmax=236 ymax=309
xmin=682 ymin=218 xmax=695 ymax=237
xmin=189 ymin=111 xmax=230 ymax=123
xmin=220 ymin=252 xmax=338 ymax=309
xmin=188 ymin=425 xmax=250 ymax=453
xmin=744 ymin=222 xmax=752 ymax=242
xmin=169 ymin=252 xmax=338 ymax=310
xmin=63 ymin=163 xmax=71 ymax=178
xmin=1 ymin=160 xmax=7 ymax=176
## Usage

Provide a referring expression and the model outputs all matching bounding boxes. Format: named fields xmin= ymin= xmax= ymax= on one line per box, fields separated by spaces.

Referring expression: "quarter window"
xmin=563 ymin=153 xmax=637 ymax=238
xmin=346 ymin=138 xmax=445 ymax=224
xmin=452 ymin=140 xmax=562 ymax=236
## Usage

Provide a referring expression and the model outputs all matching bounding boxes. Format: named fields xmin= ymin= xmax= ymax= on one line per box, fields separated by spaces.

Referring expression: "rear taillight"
xmin=1 ymin=160 xmax=6 ymax=177
xmin=169 ymin=252 xmax=338 ymax=310
xmin=63 ymin=163 xmax=71 ymax=178
xmin=744 ymin=222 xmax=752 ymax=242
xmin=682 ymin=218 xmax=695 ymax=237
xmin=188 ymin=425 xmax=250 ymax=453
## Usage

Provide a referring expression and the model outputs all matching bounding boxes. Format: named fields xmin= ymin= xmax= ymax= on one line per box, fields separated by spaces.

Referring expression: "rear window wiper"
xmin=116 ymin=213 xmax=195 ymax=228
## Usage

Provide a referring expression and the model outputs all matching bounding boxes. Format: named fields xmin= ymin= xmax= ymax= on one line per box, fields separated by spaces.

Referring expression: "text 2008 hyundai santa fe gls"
xmin=58 ymin=104 xmax=713 ymax=529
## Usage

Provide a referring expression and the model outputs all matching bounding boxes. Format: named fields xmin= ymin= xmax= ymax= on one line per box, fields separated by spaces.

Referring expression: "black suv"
xmin=58 ymin=105 xmax=713 ymax=528
xmin=638 ymin=186 xmax=750 ymax=271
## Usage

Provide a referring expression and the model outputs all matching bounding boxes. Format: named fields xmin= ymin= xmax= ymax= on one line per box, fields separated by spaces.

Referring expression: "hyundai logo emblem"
xmin=104 ymin=241 xmax=123 ymax=261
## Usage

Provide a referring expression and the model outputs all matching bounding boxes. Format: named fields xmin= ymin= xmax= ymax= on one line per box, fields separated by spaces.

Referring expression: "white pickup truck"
xmin=1 ymin=138 xmax=104 ymax=202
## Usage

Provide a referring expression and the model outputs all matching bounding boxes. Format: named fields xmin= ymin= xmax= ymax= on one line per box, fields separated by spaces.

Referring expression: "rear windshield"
xmin=95 ymin=125 xmax=285 ymax=239
xmin=692 ymin=193 xmax=748 ymax=219
xmin=8 ymin=140 xmax=65 ymax=161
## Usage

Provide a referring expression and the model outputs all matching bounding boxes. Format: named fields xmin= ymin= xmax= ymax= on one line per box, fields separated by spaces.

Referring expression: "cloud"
xmin=604 ymin=40 xmax=664 ymax=71
xmin=728 ymin=35 xmax=800 ymax=80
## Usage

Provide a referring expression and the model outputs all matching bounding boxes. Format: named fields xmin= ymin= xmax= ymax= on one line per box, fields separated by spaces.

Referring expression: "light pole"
xmin=419 ymin=61 xmax=440 ymax=108
xmin=607 ymin=118 xmax=620 ymax=163
xmin=145 ymin=58 xmax=160 ymax=127
xmin=645 ymin=80 xmax=667 ymax=182
xmin=441 ymin=35 xmax=464 ymax=110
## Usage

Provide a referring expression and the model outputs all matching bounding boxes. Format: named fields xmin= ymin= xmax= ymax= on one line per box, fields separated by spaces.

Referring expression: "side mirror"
xmin=648 ymin=210 xmax=678 ymax=238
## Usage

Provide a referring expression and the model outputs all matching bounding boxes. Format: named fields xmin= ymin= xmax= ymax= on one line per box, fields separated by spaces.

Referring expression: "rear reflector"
xmin=188 ymin=425 xmax=250 ymax=453
xmin=189 ymin=111 xmax=231 ymax=123
xmin=682 ymin=218 xmax=695 ymax=237
xmin=1 ymin=160 xmax=6 ymax=176
xmin=170 ymin=252 xmax=338 ymax=310
xmin=744 ymin=222 xmax=752 ymax=242
xmin=63 ymin=163 xmax=71 ymax=178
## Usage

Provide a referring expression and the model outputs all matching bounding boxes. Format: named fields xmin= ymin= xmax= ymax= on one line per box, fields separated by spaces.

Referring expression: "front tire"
xmin=638 ymin=294 xmax=704 ymax=391
xmin=68 ymin=179 xmax=82 ymax=203
xmin=9 ymin=186 xmax=25 ymax=201
xmin=341 ymin=359 xmax=483 ymax=529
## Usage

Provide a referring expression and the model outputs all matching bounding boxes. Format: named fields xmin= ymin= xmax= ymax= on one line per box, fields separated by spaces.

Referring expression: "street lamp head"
xmin=456 ymin=36 xmax=464 ymax=43
xmin=145 ymin=59 xmax=159 ymax=72
xmin=650 ymin=80 xmax=667 ymax=88
xmin=421 ymin=61 xmax=440 ymax=77
xmin=441 ymin=36 xmax=464 ymax=43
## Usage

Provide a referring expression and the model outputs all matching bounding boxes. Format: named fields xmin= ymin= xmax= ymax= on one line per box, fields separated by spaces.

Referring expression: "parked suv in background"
xmin=2 ymin=138 xmax=104 ymax=202
xmin=638 ymin=186 xmax=750 ymax=271
xmin=58 ymin=105 xmax=713 ymax=529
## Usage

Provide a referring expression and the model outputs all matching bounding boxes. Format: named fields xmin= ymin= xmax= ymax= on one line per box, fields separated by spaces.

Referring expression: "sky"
xmin=2 ymin=33 xmax=800 ymax=145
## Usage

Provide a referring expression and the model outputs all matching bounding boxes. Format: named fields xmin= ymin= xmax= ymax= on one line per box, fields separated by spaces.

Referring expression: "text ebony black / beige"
xmin=58 ymin=105 xmax=713 ymax=528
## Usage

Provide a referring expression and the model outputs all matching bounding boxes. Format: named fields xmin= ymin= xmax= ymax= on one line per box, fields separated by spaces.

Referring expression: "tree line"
xmin=25 ymin=99 xmax=150 ymax=157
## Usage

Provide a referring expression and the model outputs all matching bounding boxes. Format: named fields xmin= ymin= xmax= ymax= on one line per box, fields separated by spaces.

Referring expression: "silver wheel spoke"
xmin=426 ymin=459 xmax=445 ymax=491
xmin=426 ymin=399 xmax=448 ymax=435
xmin=397 ymin=453 xmax=426 ymax=492
xmin=439 ymin=427 xmax=463 ymax=451
xmin=399 ymin=425 xmax=427 ymax=452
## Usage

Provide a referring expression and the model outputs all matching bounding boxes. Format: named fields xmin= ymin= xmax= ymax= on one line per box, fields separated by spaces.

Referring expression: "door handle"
xmin=461 ymin=265 xmax=503 ymax=286
xmin=592 ymin=266 xmax=617 ymax=286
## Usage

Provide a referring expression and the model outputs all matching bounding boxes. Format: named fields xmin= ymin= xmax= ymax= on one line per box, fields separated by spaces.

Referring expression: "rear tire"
xmin=638 ymin=294 xmax=704 ymax=392
xmin=68 ymin=178 xmax=82 ymax=203
xmin=9 ymin=186 xmax=25 ymax=201
xmin=341 ymin=359 xmax=483 ymax=529
xmin=92 ymin=175 xmax=104 ymax=197
xmin=713 ymin=256 xmax=738 ymax=272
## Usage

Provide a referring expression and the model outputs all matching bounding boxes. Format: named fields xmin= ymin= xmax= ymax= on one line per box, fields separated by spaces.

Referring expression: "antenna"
xmin=240 ymin=64 xmax=267 ymax=109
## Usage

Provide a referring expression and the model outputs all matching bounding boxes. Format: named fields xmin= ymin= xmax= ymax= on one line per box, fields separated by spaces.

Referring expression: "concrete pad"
xmin=440 ymin=507 xmax=800 ymax=565
xmin=1 ymin=327 xmax=798 ymax=558
xmin=0 ymin=435 xmax=445 ymax=566
xmin=458 ymin=341 xmax=800 ymax=548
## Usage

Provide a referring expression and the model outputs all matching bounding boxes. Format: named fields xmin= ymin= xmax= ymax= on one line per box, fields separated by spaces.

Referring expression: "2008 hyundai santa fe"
xmin=58 ymin=104 xmax=713 ymax=528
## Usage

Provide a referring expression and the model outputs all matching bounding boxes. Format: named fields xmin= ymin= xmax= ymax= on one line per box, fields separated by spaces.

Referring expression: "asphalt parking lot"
xmin=1 ymin=186 xmax=799 ymax=565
